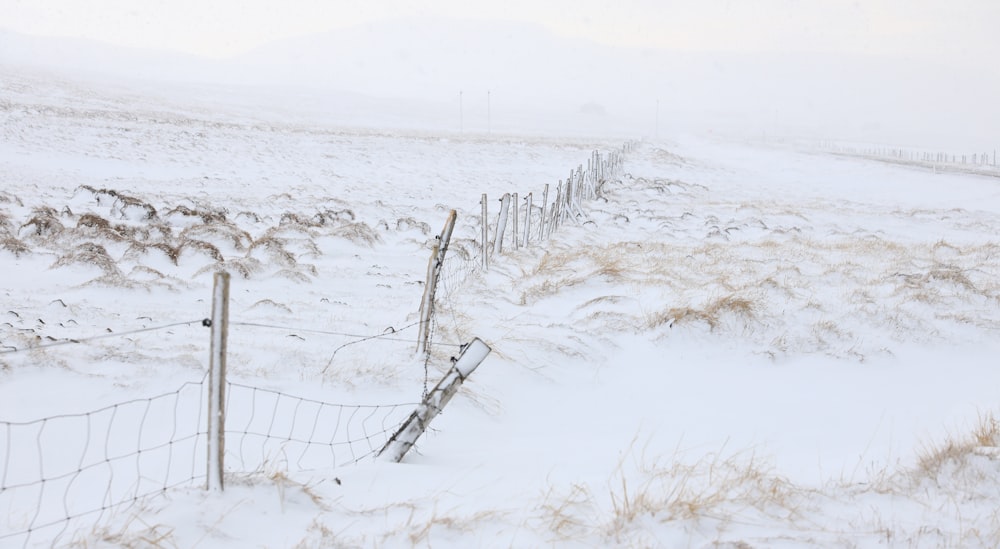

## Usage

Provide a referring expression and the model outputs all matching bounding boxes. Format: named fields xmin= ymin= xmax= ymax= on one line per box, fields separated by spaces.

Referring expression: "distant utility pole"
xmin=487 ymin=90 xmax=492 ymax=134
xmin=459 ymin=90 xmax=464 ymax=133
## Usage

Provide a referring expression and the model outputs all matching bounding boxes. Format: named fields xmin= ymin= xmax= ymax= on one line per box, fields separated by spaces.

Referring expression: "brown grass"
xmin=914 ymin=412 xmax=1000 ymax=479
xmin=330 ymin=222 xmax=381 ymax=246
xmin=249 ymin=236 xmax=296 ymax=266
xmin=1 ymin=236 xmax=30 ymax=257
xmin=0 ymin=191 xmax=23 ymax=206
xmin=164 ymin=204 xmax=227 ymax=224
xmin=196 ymin=257 xmax=262 ymax=279
xmin=52 ymin=241 xmax=122 ymax=277
xmin=20 ymin=207 xmax=64 ymax=238
xmin=180 ymin=222 xmax=252 ymax=251
xmin=395 ymin=216 xmax=431 ymax=234
xmin=649 ymin=295 xmax=757 ymax=331
xmin=178 ymin=239 xmax=223 ymax=262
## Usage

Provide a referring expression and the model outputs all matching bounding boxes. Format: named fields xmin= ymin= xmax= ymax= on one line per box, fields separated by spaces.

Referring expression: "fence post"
xmin=539 ymin=184 xmax=549 ymax=241
xmin=417 ymin=210 xmax=457 ymax=355
xmin=523 ymin=192 xmax=532 ymax=248
xmin=511 ymin=192 xmax=519 ymax=251
xmin=480 ymin=193 xmax=489 ymax=271
xmin=377 ymin=338 xmax=492 ymax=463
xmin=207 ymin=271 xmax=230 ymax=491
xmin=493 ymin=193 xmax=511 ymax=256
xmin=553 ymin=181 xmax=563 ymax=231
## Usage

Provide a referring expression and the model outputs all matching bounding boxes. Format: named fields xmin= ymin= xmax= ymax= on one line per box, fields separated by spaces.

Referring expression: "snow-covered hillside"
xmin=3 ymin=62 xmax=1000 ymax=547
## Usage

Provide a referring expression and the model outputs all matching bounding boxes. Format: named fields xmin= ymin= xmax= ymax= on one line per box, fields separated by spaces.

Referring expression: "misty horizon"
xmin=2 ymin=15 xmax=997 ymax=150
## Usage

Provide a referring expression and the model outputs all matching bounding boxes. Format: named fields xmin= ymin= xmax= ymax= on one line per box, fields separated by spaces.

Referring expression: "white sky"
xmin=2 ymin=0 xmax=997 ymax=58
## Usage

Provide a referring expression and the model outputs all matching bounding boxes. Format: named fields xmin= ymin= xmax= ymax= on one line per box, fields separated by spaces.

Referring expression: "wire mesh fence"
xmin=0 ymin=316 xmax=429 ymax=547
xmin=0 ymin=378 xmax=206 ymax=547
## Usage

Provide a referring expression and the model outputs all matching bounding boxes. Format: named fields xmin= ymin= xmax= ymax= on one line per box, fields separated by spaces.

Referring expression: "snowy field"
xmin=3 ymin=67 xmax=1000 ymax=548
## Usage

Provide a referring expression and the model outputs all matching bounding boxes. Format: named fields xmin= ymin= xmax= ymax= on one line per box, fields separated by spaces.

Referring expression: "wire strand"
xmin=230 ymin=320 xmax=463 ymax=348
xmin=0 ymin=319 xmax=206 ymax=355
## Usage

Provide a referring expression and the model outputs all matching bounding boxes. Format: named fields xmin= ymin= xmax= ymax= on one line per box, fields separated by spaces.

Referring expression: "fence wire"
xmin=225 ymin=382 xmax=416 ymax=472
xmin=0 ymin=378 xmax=207 ymax=548
xmin=0 ymin=376 xmax=416 ymax=548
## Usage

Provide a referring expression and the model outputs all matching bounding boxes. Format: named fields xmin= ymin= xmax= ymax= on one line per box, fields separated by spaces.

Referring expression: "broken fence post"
xmin=377 ymin=338 xmax=492 ymax=463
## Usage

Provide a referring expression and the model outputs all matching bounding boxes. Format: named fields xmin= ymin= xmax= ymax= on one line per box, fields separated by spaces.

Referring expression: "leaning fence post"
xmin=207 ymin=271 xmax=230 ymax=491
xmin=417 ymin=210 xmax=457 ymax=355
xmin=377 ymin=338 xmax=492 ymax=462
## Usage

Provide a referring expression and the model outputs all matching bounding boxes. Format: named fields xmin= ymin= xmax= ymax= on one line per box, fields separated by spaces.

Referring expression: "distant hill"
xmin=2 ymin=19 xmax=997 ymax=147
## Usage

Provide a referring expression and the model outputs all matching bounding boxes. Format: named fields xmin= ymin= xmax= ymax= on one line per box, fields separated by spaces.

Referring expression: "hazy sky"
xmin=3 ymin=0 xmax=997 ymax=58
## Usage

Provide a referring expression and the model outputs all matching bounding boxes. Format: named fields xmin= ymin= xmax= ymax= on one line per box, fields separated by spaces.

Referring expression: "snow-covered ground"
xmin=3 ymin=66 xmax=1000 ymax=548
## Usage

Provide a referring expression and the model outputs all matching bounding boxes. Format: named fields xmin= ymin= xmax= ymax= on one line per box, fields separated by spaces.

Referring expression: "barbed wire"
xmin=319 ymin=319 xmax=428 ymax=375
xmin=0 ymin=319 xmax=207 ymax=356
xmin=230 ymin=319 xmax=462 ymax=348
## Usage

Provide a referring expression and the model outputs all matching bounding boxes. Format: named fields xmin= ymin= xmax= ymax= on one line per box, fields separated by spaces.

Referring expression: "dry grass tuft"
xmin=330 ymin=222 xmax=381 ymax=246
xmin=395 ymin=216 xmax=431 ymax=234
xmin=603 ymin=446 xmax=801 ymax=541
xmin=180 ymin=222 xmax=253 ymax=251
xmin=273 ymin=269 xmax=313 ymax=283
xmin=535 ymin=483 xmax=599 ymax=542
xmin=649 ymin=295 xmax=757 ymax=331
xmin=76 ymin=212 xmax=112 ymax=231
xmin=279 ymin=212 xmax=319 ymax=228
xmin=0 ymin=191 xmax=23 ymax=206
xmin=249 ymin=299 xmax=294 ymax=313
xmin=20 ymin=207 xmax=64 ymax=238
xmin=0 ymin=210 xmax=14 ymax=234
xmin=313 ymin=208 xmax=356 ymax=224
xmin=196 ymin=257 xmax=263 ymax=279
xmin=518 ymin=277 xmax=585 ymax=305
xmin=52 ymin=241 xmax=122 ymax=277
xmin=178 ymin=239 xmax=223 ymax=262
xmin=165 ymin=204 xmax=227 ymax=224
xmin=1 ymin=236 xmax=30 ymax=257
xmin=915 ymin=412 xmax=1000 ymax=478
xmin=75 ymin=212 xmax=139 ymax=242
xmin=76 ymin=186 xmax=158 ymax=220
xmin=249 ymin=236 xmax=297 ymax=266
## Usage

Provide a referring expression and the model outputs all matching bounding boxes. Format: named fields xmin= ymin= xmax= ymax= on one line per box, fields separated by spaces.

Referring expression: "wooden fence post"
xmin=377 ymin=338 xmax=492 ymax=462
xmin=416 ymin=210 xmax=457 ymax=355
xmin=523 ymin=192 xmax=532 ymax=248
xmin=480 ymin=193 xmax=489 ymax=271
xmin=511 ymin=192 xmax=519 ymax=251
xmin=539 ymin=184 xmax=549 ymax=241
xmin=493 ymin=193 xmax=511 ymax=256
xmin=207 ymin=271 xmax=230 ymax=491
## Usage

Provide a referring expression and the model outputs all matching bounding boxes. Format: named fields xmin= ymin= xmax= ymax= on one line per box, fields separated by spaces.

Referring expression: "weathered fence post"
xmin=511 ymin=192 xmax=519 ymax=251
xmin=416 ymin=210 xmax=457 ymax=355
xmin=480 ymin=193 xmax=489 ymax=271
xmin=553 ymin=181 xmax=563 ymax=230
xmin=523 ymin=192 xmax=532 ymax=248
xmin=493 ymin=192 xmax=511 ymax=256
xmin=377 ymin=338 xmax=492 ymax=463
xmin=539 ymin=184 xmax=549 ymax=241
xmin=207 ymin=271 xmax=230 ymax=491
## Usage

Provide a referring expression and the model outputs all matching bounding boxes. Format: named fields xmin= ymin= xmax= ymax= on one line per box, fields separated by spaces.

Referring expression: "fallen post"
xmin=377 ymin=338 xmax=492 ymax=462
